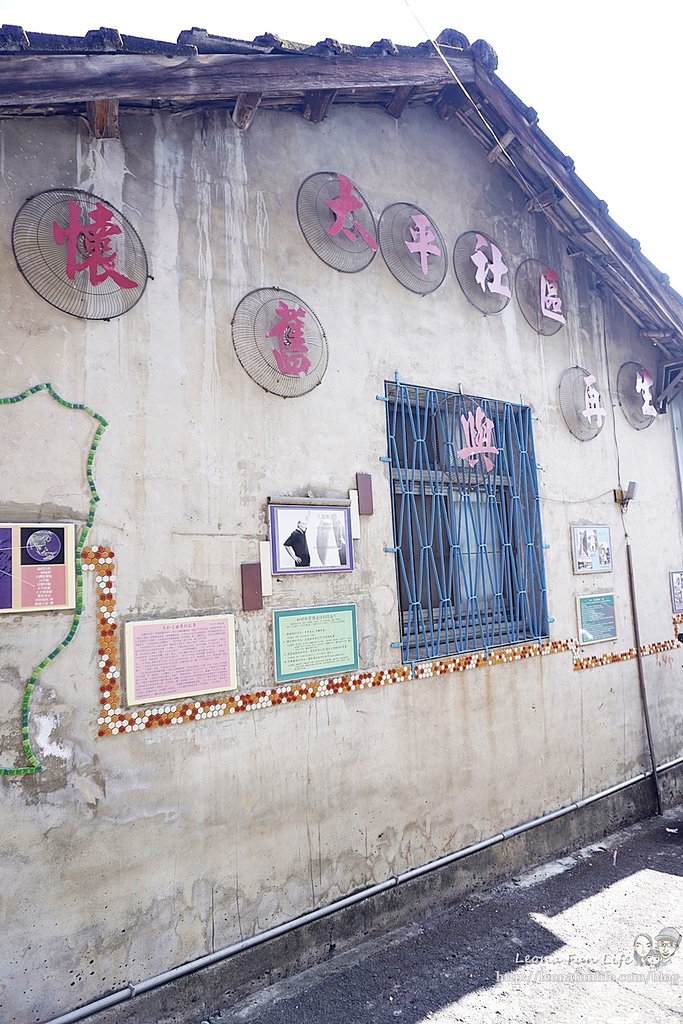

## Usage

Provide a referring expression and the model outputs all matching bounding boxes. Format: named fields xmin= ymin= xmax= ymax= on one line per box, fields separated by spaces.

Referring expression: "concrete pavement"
xmin=207 ymin=807 xmax=683 ymax=1024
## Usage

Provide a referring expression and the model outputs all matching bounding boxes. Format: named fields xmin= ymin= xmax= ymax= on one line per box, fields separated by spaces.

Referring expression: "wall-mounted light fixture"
xmin=614 ymin=480 xmax=638 ymax=512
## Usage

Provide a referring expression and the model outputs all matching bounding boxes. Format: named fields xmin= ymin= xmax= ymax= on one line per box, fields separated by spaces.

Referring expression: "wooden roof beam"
xmin=487 ymin=127 xmax=514 ymax=163
xmin=473 ymin=65 xmax=683 ymax=339
xmin=385 ymin=84 xmax=416 ymax=119
xmin=231 ymin=91 xmax=261 ymax=130
xmin=0 ymin=52 xmax=476 ymax=107
xmin=526 ymin=187 xmax=560 ymax=213
xmin=433 ymin=82 xmax=468 ymax=121
xmin=301 ymin=89 xmax=337 ymax=123
xmin=85 ymin=98 xmax=119 ymax=139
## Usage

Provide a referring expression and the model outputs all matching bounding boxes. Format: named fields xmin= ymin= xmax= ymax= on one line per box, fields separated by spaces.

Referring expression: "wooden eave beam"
xmin=231 ymin=91 xmax=261 ymax=130
xmin=85 ymin=98 xmax=119 ymax=138
xmin=385 ymin=84 xmax=416 ymax=119
xmin=525 ymin=187 xmax=560 ymax=213
xmin=301 ymin=89 xmax=337 ymax=123
xmin=487 ymin=127 xmax=514 ymax=162
xmin=433 ymin=82 xmax=468 ymax=121
xmin=473 ymin=65 xmax=683 ymax=341
xmin=0 ymin=52 xmax=476 ymax=108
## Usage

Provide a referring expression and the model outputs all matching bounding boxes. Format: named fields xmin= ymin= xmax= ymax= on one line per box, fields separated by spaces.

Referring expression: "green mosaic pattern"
xmin=0 ymin=384 xmax=107 ymax=776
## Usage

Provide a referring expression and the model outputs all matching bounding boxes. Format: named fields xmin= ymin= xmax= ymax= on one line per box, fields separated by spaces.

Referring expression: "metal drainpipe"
xmin=625 ymin=536 xmax=662 ymax=815
xmin=43 ymin=758 xmax=683 ymax=1024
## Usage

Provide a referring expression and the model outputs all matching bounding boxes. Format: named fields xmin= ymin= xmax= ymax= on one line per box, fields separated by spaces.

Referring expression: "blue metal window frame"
xmin=385 ymin=379 xmax=549 ymax=663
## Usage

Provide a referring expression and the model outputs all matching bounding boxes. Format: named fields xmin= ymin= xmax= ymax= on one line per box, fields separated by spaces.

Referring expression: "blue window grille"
xmin=385 ymin=380 xmax=549 ymax=663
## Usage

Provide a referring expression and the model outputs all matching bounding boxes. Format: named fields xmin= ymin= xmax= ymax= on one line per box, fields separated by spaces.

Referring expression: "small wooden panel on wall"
xmin=241 ymin=563 xmax=263 ymax=611
xmin=356 ymin=472 xmax=374 ymax=515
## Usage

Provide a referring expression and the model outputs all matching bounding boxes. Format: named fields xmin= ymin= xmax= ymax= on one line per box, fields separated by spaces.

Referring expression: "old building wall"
xmin=1 ymin=103 xmax=681 ymax=1022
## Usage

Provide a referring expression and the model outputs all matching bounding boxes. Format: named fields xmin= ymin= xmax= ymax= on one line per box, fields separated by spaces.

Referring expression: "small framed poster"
xmin=0 ymin=523 xmax=76 ymax=613
xmin=571 ymin=525 xmax=612 ymax=574
xmin=670 ymin=571 xmax=683 ymax=614
xmin=577 ymin=593 xmax=617 ymax=645
xmin=273 ymin=604 xmax=358 ymax=683
xmin=125 ymin=613 xmax=237 ymax=705
xmin=269 ymin=502 xmax=353 ymax=575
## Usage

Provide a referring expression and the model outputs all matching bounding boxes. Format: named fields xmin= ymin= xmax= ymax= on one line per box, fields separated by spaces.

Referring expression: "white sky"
xmin=2 ymin=0 xmax=681 ymax=293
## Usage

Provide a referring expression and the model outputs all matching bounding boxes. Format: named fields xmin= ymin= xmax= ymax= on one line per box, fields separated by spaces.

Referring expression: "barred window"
xmin=385 ymin=381 xmax=549 ymax=662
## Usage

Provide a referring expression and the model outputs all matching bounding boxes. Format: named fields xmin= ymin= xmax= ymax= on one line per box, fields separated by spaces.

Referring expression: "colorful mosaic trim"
xmin=0 ymin=384 xmax=107 ymax=776
xmin=414 ymin=639 xmax=576 ymax=678
xmin=82 ymin=547 xmax=120 ymax=719
xmin=83 ymin=549 xmax=683 ymax=735
xmin=573 ymin=636 xmax=680 ymax=672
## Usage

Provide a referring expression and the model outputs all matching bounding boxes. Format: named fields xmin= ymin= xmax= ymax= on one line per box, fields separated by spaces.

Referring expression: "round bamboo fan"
xmin=232 ymin=288 xmax=328 ymax=398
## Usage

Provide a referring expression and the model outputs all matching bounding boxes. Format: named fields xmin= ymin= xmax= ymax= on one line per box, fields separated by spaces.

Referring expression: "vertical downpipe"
xmin=625 ymin=537 xmax=662 ymax=814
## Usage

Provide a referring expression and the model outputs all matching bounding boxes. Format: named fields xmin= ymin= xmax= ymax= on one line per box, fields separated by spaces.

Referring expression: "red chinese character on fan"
xmin=457 ymin=405 xmax=499 ymax=473
xmin=53 ymin=200 xmax=138 ymax=289
xmin=405 ymin=214 xmax=440 ymax=275
xmin=635 ymin=369 xmax=657 ymax=417
xmin=470 ymin=234 xmax=511 ymax=298
xmin=267 ymin=301 xmax=312 ymax=377
xmin=325 ymin=175 xmax=378 ymax=250
xmin=540 ymin=269 xmax=565 ymax=323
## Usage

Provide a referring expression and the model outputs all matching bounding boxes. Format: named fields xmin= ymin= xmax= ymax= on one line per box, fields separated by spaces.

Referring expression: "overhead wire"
xmin=401 ymin=0 xmax=683 ymax=344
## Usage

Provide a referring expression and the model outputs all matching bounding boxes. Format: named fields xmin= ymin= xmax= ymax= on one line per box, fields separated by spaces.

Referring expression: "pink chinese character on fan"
xmin=457 ymin=405 xmax=498 ymax=473
xmin=540 ymin=269 xmax=566 ymax=323
xmin=53 ymin=200 xmax=138 ymax=288
xmin=581 ymin=373 xmax=606 ymax=427
xmin=267 ymin=301 xmax=312 ymax=377
xmin=405 ymin=214 xmax=440 ymax=275
xmin=470 ymin=234 xmax=511 ymax=298
xmin=635 ymin=369 xmax=657 ymax=417
xmin=325 ymin=175 xmax=378 ymax=250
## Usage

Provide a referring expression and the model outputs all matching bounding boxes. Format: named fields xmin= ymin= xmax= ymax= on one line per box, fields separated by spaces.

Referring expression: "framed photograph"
xmin=273 ymin=604 xmax=358 ymax=683
xmin=571 ymin=525 xmax=612 ymax=574
xmin=670 ymin=571 xmax=683 ymax=614
xmin=269 ymin=503 xmax=354 ymax=575
xmin=576 ymin=593 xmax=617 ymax=645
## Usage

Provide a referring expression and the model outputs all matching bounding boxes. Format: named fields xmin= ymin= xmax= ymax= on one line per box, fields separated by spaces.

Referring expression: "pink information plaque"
xmin=124 ymin=614 xmax=237 ymax=706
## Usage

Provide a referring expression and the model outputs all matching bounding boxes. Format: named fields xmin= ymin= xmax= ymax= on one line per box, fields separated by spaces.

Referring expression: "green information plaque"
xmin=577 ymin=592 xmax=617 ymax=645
xmin=273 ymin=604 xmax=358 ymax=683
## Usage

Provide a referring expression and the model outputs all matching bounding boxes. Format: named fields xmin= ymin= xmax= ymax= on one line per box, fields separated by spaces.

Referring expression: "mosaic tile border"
xmin=572 ymin=638 xmax=680 ymax=672
xmin=0 ymin=385 xmax=107 ymax=776
xmin=83 ymin=546 xmax=683 ymax=737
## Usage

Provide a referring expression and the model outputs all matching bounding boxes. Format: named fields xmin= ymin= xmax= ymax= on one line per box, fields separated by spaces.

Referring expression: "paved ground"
xmin=201 ymin=807 xmax=683 ymax=1024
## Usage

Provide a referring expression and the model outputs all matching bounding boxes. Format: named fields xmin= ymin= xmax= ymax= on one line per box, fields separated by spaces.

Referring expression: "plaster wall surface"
xmin=0 ymin=103 xmax=681 ymax=1022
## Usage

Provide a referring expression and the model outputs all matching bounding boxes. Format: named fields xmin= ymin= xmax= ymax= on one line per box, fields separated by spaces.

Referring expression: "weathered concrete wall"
xmin=1 ymin=102 xmax=681 ymax=1023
